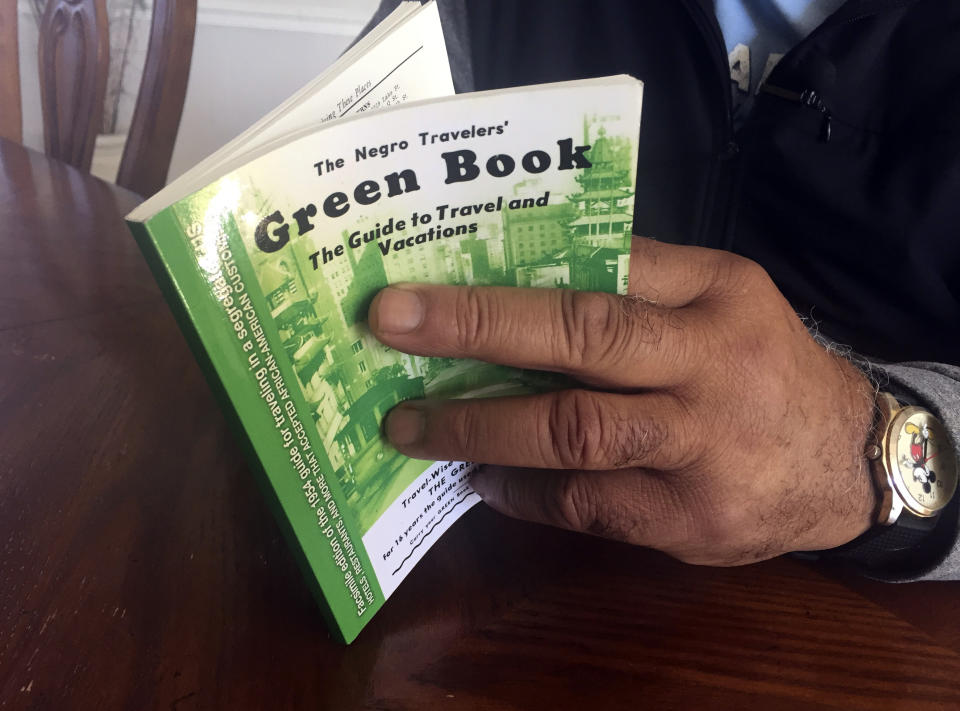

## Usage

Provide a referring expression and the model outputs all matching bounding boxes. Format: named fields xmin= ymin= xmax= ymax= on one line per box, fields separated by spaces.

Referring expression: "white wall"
xmin=169 ymin=0 xmax=380 ymax=180
xmin=16 ymin=0 xmax=381 ymax=185
xmin=16 ymin=1 xmax=45 ymax=155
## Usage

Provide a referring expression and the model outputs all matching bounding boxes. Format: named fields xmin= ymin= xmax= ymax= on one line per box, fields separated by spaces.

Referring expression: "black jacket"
xmin=362 ymin=0 xmax=960 ymax=579
xmin=463 ymin=0 xmax=960 ymax=363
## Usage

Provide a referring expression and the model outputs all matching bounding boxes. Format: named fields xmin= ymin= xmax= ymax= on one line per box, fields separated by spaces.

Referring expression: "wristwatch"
xmin=869 ymin=393 xmax=957 ymax=523
xmin=824 ymin=392 xmax=958 ymax=569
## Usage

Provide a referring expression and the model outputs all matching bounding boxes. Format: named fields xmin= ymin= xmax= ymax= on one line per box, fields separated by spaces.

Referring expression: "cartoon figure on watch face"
xmin=902 ymin=422 xmax=938 ymax=494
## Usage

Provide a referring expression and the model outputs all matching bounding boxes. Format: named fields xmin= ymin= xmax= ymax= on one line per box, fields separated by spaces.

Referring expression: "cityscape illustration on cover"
xmin=200 ymin=115 xmax=635 ymax=535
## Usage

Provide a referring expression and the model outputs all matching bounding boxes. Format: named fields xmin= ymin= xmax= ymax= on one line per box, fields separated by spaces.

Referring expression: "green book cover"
xmin=128 ymin=75 xmax=643 ymax=643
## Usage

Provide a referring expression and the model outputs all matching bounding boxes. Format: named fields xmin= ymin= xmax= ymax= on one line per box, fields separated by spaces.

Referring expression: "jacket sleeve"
xmin=863 ymin=361 xmax=960 ymax=581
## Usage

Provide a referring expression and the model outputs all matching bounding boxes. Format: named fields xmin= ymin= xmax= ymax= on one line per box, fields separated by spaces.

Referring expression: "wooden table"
xmin=2 ymin=138 xmax=959 ymax=710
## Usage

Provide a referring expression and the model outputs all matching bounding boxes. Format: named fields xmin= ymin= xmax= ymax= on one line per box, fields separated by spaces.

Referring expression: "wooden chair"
xmin=0 ymin=0 xmax=196 ymax=197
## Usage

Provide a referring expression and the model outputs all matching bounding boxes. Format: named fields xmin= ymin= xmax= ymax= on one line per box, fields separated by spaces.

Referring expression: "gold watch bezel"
xmin=884 ymin=406 xmax=944 ymax=518
xmin=870 ymin=394 xmax=959 ymax=524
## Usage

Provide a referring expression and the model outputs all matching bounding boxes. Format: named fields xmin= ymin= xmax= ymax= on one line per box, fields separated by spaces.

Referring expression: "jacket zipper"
xmin=681 ymin=0 xmax=734 ymax=143
xmin=680 ymin=0 xmax=916 ymax=246
xmin=759 ymin=84 xmax=833 ymax=142
xmin=755 ymin=1 xmax=917 ymax=143
xmin=679 ymin=0 xmax=736 ymax=247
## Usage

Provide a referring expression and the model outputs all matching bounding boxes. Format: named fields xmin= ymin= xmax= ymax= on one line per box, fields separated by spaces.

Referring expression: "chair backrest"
xmin=38 ymin=0 xmax=110 ymax=171
xmin=0 ymin=0 xmax=196 ymax=196
xmin=0 ymin=1 xmax=22 ymax=144
xmin=117 ymin=0 xmax=196 ymax=196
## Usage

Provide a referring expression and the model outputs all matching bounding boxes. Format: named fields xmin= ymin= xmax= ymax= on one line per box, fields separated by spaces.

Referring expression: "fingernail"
xmin=374 ymin=287 xmax=424 ymax=334
xmin=385 ymin=403 xmax=426 ymax=446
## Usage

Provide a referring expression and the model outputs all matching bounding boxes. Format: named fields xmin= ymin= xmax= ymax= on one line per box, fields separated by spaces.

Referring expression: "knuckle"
xmin=729 ymin=327 xmax=776 ymax=372
xmin=452 ymin=286 xmax=495 ymax=353
xmin=560 ymin=472 xmax=676 ymax=545
xmin=492 ymin=470 xmax=522 ymax=515
xmin=739 ymin=256 xmax=774 ymax=289
xmin=700 ymin=501 xmax=749 ymax=545
xmin=611 ymin=413 xmax=668 ymax=468
xmin=707 ymin=252 xmax=770 ymax=299
xmin=546 ymin=390 xmax=607 ymax=469
xmin=586 ymin=481 xmax=655 ymax=543
xmin=557 ymin=290 xmax=620 ymax=369
xmin=544 ymin=392 xmax=689 ymax=471
xmin=620 ymin=295 xmax=670 ymax=352
xmin=674 ymin=403 xmax=711 ymax=468
xmin=659 ymin=476 xmax=742 ymax=561
xmin=554 ymin=471 xmax=597 ymax=532
xmin=701 ymin=251 xmax=739 ymax=296
xmin=721 ymin=329 xmax=794 ymax=416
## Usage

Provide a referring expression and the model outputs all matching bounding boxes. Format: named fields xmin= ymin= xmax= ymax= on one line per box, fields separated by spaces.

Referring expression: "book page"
xmin=237 ymin=2 xmax=454 ymax=153
xmin=130 ymin=1 xmax=453 ymax=222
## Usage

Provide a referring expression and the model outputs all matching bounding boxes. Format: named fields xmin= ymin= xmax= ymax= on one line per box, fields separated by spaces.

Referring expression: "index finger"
xmin=368 ymin=283 xmax=701 ymax=388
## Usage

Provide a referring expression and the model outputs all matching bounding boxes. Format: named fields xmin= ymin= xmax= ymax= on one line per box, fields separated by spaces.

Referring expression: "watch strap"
xmin=820 ymin=510 xmax=938 ymax=569
xmin=797 ymin=391 xmax=958 ymax=573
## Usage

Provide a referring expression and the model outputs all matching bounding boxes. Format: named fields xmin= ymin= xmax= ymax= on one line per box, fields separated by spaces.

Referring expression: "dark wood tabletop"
xmin=2 ymin=137 xmax=959 ymax=710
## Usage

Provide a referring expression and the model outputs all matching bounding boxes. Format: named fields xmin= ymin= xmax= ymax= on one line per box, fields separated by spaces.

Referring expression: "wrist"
xmin=811 ymin=384 xmax=959 ymax=572
xmin=836 ymin=359 xmax=883 ymax=545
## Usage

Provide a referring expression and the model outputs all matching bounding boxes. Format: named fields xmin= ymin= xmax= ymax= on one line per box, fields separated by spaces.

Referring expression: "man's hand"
xmin=368 ymin=237 xmax=879 ymax=565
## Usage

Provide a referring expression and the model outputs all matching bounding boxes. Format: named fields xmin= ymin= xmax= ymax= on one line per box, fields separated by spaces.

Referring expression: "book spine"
xmin=129 ymin=208 xmax=382 ymax=643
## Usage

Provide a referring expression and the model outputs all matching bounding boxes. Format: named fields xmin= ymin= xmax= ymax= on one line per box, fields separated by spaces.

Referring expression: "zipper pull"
xmin=761 ymin=84 xmax=833 ymax=143
xmin=799 ymin=89 xmax=832 ymax=142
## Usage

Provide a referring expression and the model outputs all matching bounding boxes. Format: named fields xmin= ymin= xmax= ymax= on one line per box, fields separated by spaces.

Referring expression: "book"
xmin=127 ymin=1 xmax=643 ymax=643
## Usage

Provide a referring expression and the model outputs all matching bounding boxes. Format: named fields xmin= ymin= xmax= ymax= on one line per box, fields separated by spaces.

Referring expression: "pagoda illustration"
xmin=567 ymin=121 xmax=634 ymax=292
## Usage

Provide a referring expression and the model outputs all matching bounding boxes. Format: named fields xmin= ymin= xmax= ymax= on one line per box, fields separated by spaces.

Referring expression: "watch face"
xmin=886 ymin=407 xmax=958 ymax=516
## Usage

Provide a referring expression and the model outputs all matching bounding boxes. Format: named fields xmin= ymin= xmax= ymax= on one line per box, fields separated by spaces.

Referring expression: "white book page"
xmin=131 ymin=1 xmax=453 ymax=222
xmin=239 ymin=2 xmax=453 ymax=153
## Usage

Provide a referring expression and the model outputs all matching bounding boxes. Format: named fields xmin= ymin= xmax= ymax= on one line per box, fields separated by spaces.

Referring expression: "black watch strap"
xmin=821 ymin=511 xmax=939 ymax=569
